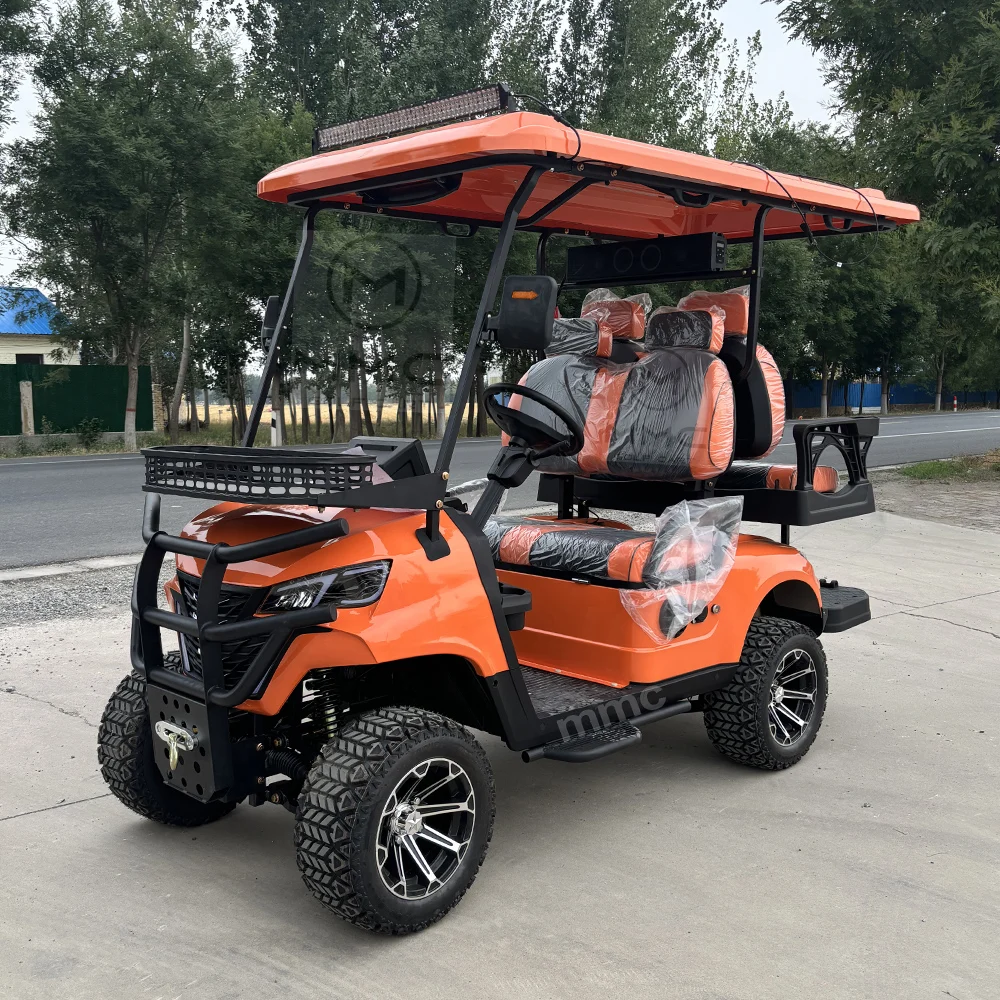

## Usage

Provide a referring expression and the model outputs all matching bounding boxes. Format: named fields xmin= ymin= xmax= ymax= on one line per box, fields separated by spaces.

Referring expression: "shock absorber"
xmin=301 ymin=669 xmax=350 ymax=743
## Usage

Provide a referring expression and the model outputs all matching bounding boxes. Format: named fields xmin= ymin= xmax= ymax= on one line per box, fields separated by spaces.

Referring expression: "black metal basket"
xmin=142 ymin=445 xmax=374 ymax=505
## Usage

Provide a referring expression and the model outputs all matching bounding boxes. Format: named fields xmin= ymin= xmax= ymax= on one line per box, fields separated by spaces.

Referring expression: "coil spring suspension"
xmin=301 ymin=669 xmax=350 ymax=745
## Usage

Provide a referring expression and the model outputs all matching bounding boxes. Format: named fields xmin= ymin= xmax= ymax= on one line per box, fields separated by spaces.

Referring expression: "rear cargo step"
xmin=819 ymin=580 xmax=871 ymax=632
xmin=527 ymin=722 xmax=642 ymax=763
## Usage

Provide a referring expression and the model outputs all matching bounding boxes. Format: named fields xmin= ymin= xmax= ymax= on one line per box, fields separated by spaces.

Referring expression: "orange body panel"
xmin=168 ymin=504 xmax=819 ymax=712
xmin=171 ymin=504 xmax=510 ymax=715
xmin=498 ymin=532 xmax=819 ymax=688
xmin=257 ymin=112 xmax=920 ymax=240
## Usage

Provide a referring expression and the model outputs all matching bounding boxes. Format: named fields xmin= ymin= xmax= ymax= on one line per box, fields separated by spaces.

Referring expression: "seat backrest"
xmin=519 ymin=305 xmax=734 ymax=482
xmin=676 ymin=286 xmax=784 ymax=459
xmin=580 ymin=288 xmax=650 ymax=340
xmin=718 ymin=337 xmax=784 ymax=459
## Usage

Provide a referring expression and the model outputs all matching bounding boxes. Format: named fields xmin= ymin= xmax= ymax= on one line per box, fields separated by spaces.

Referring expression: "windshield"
xmin=292 ymin=214 xmax=460 ymax=438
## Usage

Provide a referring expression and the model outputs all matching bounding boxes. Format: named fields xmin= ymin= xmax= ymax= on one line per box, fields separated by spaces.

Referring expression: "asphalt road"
xmin=2 ymin=409 xmax=1000 ymax=570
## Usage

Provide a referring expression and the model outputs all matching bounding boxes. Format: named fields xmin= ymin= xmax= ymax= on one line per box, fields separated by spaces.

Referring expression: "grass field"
xmin=898 ymin=450 xmax=1000 ymax=481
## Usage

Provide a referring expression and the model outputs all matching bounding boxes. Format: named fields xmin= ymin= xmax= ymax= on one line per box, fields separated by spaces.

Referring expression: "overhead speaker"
xmin=566 ymin=233 xmax=728 ymax=285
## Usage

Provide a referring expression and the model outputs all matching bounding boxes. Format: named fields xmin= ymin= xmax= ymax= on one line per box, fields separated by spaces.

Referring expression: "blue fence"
xmin=789 ymin=380 xmax=998 ymax=410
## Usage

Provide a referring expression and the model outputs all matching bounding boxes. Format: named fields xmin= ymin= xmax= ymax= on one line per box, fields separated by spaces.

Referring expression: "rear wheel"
xmin=703 ymin=616 xmax=828 ymax=770
xmin=98 ymin=671 xmax=236 ymax=827
xmin=295 ymin=706 xmax=494 ymax=934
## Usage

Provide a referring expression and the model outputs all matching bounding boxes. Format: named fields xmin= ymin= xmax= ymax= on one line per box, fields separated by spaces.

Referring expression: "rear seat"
xmin=677 ymin=287 xmax=840 ymax=496
xmin=518 ymin=299 xmax=735 ymax=482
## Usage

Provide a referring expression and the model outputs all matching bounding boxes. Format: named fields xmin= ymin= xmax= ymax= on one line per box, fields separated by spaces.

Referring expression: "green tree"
xmin=779 ymin=0 xmax=1000 ymax=403
xmin=0 ymin=0 xmax=36 ymax=129
xmin=3 ymin=0 xmax=243 ymax=448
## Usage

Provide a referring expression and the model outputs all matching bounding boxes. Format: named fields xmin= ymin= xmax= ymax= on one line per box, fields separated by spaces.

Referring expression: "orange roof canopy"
xmin=258 ymin=112 xmax=920 ymax=241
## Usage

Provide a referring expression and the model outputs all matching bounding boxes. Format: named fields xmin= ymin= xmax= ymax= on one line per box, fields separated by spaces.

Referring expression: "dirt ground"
xmin=870 ymin=468 xmax=1000 ymax=534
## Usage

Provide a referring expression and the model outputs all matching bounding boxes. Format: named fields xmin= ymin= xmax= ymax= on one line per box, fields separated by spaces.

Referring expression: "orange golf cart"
xmin=97 ymin=85 xmax=920 ymax=933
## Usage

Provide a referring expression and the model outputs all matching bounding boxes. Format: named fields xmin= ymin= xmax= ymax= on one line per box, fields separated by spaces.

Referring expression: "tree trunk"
xmin=375 ymin=380 xmax=385 ymax=435
xmin=412 ymin=389 xmax=422 ymax=437
xmin=435 ymin=363 xmax=446 ymax=439
xmin=287 ymin=375 xmax=298 ymax=442
xmin=360 ymin=376 xmax=374 ymax=436
xmin=857 ymin=377 xmax=865 ymax=416
xmin=314 ymin=379 xmax=322 ymax=440
xmin=819 ymin=360 xmax=833 ymax=418
xmin=935 ymin=362 xmax=944 ymax=412
xmin=124 ymin=340 xmax=140 ymax=452
xmin=348 ymin=333 xmax=363 ymax=438
xmin=168 ymin=314 xmax=192 ymax=443
xmin=299 ymin=363 xmax=310 ymax=443
xmin=202 ymin=376 xmax=210 ymax=427
xmin=358 ymin=339 xmax=374 ymax=435
xmin=326 ymin=394 xmax=335 ymax=442
xmin=398 ymin=390 xmax=407 ymax=435
xmin=466 ymin=378 xmax=475 ymax=436
xmin=881 ymin=372 xmax=890 ymax=415
xmin=335 ymin=373 xmax=346 ymax=440
xmin=189 ymin=365 xmax=200 ymax=433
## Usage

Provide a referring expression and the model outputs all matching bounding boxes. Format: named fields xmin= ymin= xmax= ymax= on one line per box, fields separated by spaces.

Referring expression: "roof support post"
xmin=738 ymin=204 xmax=770 ymax=384
xmin=536 ymin=231 xmax=550 ymax=275
xmin=434 ymin=166 xmax=545 ymax=476
xmin=243 ymin=204 xmax=320 ymax=447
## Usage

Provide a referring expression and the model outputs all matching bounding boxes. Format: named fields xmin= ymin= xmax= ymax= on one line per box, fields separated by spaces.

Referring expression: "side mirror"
xmin=260 ymin=295 xmax=281 ymax=353
xmin=494 ymin=276 xmax=558 ymax=351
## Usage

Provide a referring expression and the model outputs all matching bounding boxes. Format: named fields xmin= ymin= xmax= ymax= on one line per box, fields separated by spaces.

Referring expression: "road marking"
xmin=772 ymin=424 xmax=1000 ymax=449
xmin=876 ymin=426 xmax=1000 ymax=439
xmin=2 ymin=454 xmax=143 ymax=467
xmin=0 ymin=553 xmax=142 ymax=582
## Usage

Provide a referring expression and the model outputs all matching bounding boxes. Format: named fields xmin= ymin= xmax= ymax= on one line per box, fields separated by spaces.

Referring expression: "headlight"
xmin=259 ymin=561 xmax=391 ymax=615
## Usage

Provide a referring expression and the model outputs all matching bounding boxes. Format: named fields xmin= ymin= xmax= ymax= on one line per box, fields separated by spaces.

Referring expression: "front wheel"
xmin=703 ymin=616 xmax=828 ymax=770
xmin=295 ymin=706 xmax=495 ymax=934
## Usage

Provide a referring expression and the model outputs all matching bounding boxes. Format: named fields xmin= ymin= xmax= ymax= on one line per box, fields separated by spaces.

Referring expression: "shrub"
xmin=76 ymin=417 xmax=104 ymax=449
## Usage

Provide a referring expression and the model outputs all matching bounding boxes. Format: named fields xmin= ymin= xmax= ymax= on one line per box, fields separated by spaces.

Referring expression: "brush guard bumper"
xmin=130 ymin=493 xmax=349 ymax=802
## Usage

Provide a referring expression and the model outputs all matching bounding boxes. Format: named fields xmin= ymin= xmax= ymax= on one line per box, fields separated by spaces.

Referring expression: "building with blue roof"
xmin=0 ymin=286 xmax=80 ymax=365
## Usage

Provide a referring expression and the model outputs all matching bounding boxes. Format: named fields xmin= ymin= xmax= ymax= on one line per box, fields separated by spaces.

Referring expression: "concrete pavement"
xmin=3 ymin=409 xmax=1000 ymax=570
xmin=0 ymin=509 xmax=997 ymax=999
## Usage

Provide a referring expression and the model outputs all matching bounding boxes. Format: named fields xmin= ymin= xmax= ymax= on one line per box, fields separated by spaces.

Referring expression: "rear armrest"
xmin=792 ymin=417 xmax=878 ymax=491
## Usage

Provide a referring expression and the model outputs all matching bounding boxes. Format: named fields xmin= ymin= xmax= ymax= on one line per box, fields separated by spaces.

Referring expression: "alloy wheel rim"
xmin=375 ymin=757 xmax=475 ymax=900
xmin=768 ymin=648 xmax=818 ymax=747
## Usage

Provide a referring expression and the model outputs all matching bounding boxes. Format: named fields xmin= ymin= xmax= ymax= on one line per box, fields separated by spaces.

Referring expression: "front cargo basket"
xmin=142 ymin=445 xmax=374 ymax=505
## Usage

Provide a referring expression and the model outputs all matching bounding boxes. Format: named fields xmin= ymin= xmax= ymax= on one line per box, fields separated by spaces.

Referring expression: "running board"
xmin=521 ymin=701 xmax=692 ymax=763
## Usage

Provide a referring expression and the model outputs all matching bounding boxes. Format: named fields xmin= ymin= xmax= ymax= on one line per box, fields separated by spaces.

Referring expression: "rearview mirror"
xmin=495 ymin=276 xmax=558 ymax=351
xmin=260 ymin=295 xmax=281 ymax=353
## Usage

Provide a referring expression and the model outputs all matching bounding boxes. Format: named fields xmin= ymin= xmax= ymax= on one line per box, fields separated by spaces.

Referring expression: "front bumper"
xmin=132 ymin=494 xmax=350 ymax=801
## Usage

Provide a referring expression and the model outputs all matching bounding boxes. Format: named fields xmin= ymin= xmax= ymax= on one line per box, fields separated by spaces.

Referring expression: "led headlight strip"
xmin=312 ymin=85 xmax=513 ymax=154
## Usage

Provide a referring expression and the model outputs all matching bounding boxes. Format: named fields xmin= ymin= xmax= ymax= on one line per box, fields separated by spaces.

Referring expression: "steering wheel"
xmin=482 ymin=383 xmax=585 ymax=461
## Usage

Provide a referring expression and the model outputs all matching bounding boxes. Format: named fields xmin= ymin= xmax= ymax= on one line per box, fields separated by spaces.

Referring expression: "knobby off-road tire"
xmin=98 ymin=670 xmax=236 ymax=827
xmin=295 ymin=706 xmax=495 ymax=934
xmin=703 ymin=616 xmax=828 ymax=770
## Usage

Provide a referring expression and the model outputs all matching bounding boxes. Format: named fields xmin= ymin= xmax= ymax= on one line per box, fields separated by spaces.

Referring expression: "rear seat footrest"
xmin=820 ymin=580 xmax=871 ymax=632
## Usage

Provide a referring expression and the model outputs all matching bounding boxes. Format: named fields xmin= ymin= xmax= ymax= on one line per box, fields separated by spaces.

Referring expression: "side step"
xmin=526 ymin=722 xmax=642 ymax=763
xmin=521 ymin=700 xmax=693 ymax=764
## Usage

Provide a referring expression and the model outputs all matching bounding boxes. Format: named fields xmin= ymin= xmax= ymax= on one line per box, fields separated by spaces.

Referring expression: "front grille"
xmin=169 ymin=572 xmax=267 ymax=689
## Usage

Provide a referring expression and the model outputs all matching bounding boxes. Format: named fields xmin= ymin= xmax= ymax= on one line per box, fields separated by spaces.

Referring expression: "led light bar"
xmin=312 ymin=84 xmax=514 ymax=154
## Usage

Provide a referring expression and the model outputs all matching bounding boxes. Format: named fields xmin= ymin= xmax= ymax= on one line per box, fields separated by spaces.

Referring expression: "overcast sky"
xmin=0 ymin=0 xmax=836 ymax=284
